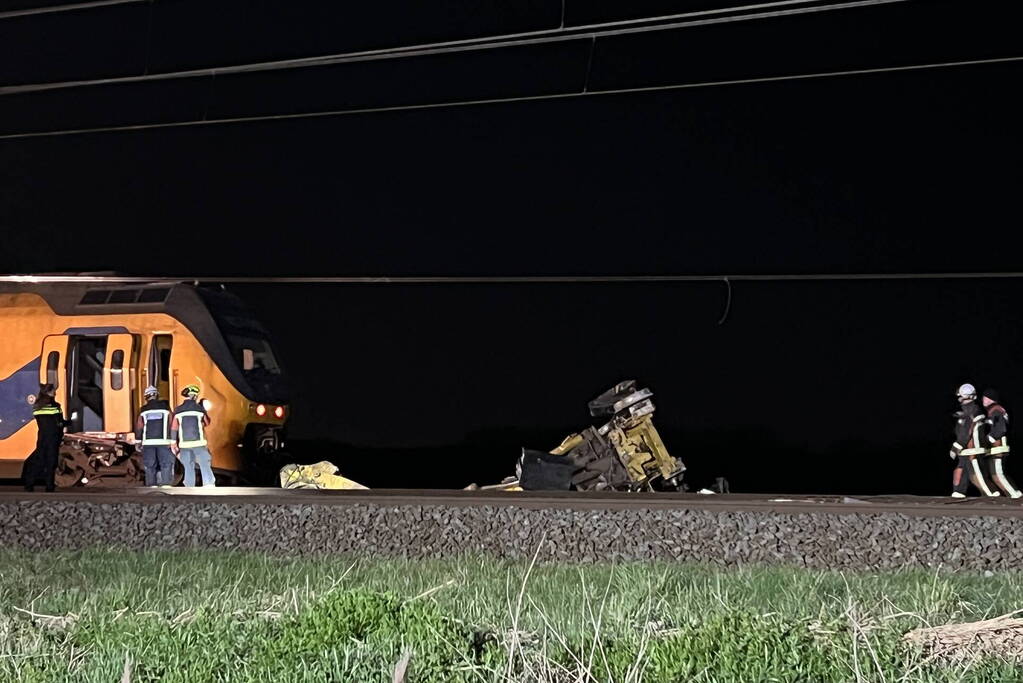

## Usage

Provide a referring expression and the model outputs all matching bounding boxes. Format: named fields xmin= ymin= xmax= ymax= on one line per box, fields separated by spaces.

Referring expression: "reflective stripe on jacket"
xmin=176 ymin=411 xmax=207 ymax=448
xmin=141 ymin=408 xmax=173 ymax=446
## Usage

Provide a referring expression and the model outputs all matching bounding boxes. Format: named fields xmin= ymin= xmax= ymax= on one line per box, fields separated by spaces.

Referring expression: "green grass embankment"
xmin=0 ymin=549 xmax=1021 ymax=681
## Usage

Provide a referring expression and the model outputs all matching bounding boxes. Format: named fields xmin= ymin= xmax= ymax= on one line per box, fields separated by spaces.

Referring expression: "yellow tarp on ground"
xmin=279 ymin=461 xmax=368 ymax=490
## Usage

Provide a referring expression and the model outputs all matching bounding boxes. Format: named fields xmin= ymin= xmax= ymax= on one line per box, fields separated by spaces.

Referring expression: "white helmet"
xmin=957 ymin=383 xmax=977 ymax=400
xmin=144 ymin=385 xmax=159 ymax=399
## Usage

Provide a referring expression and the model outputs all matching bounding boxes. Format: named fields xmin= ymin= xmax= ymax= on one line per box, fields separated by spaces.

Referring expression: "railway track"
xmin=2 ymin=487 xmax=1022 ymax=518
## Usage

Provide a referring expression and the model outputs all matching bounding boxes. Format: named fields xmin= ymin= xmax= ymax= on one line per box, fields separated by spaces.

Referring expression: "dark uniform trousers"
xmin=985 ymin=402 xmax=1021 ymax=498
xmin=142 ymin=445 xmax=176 ymax=486
xmin=952 ymin=401 xmax=997 ymax=497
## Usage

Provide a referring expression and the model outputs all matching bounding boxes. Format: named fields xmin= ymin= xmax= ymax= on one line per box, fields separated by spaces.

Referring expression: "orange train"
xmin=0 ymin=281 xmax=289 ymax=485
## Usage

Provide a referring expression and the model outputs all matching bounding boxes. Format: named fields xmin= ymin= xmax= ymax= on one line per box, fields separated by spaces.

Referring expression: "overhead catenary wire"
xmin=0 ymin=0 xmax=907 ymax=94
xmin=0 ymin=0 xmax=144 ymax=20
xmin=4 ymin=272 xmax=1023 ymax=285
xmin=2 ymin=54 xmax=1019 ymax=141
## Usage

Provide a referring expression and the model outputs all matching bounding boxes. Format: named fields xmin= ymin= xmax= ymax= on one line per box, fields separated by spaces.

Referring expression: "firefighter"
xmin=22 ymin=383 xmax=66 ymax=492
xmin=950 ymin=383 xmax=999 ymax=498
xmin=982 ymin=389 xmax=1021 ymax=499
xmin=170 ymin=384 xmax=216 ymax=487
xmin=135 ymin=386 xmax=175 ymax=487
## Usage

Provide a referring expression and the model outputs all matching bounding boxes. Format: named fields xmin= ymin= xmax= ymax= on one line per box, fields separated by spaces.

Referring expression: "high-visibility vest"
xmin=32 ymin=402 xmax=64 ymax=438
xmin=141 ymin=408 xmax=173 ymax=446
xmin=176 ymin=410 xmax=208 ymax=448
xmin=32 ymin=405 xmax=62 ymax=417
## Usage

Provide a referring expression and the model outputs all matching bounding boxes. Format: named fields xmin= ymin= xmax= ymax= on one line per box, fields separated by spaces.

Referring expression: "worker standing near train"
xmin=170 ymin=384 xmax=216 ymax=487
xmin=22 ymin=383 xmax=66 ymax=492
xmin=136 ymin=386 xmax=175 ymax=487
xmin=950 ymin=383 xmax=999 ymax=498
xmin=982 ymin=389 xmax=1021 ymax=499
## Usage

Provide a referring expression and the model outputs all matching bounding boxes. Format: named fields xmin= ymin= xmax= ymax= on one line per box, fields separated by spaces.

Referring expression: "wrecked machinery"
xmin=275 ymin=380 xmax=687 ymax=493
xmin=509 ymin=380 xmax=686 ymax=492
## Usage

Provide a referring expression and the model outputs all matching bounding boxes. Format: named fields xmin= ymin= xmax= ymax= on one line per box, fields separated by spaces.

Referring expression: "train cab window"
xmin=230 ymin=335 xmax=280 ymax=374
xmin=110 ymin=350 xmax=125 ymax=390
xmin=46 ymin=351 xmax=60 ymax=388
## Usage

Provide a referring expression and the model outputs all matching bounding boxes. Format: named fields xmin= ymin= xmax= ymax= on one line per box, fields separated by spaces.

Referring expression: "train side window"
xmin=137 ymin=288 xmax=170 ymax=303
xmin=46 ymin=351 xmax=60 ymax=388
xmin=160 ymin=349 xmax=171 ymax=381
xmin=108 ymin=290 xmax=140 ymax=304
xmin=79 ymin=290 xmax=111 ymax=305
xmin=110 ymin=350 xmax=125 ymax=390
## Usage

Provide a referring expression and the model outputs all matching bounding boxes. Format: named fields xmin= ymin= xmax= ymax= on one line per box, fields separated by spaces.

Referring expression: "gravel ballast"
xmin=1 ymin=495 xmax=1020 ymax=569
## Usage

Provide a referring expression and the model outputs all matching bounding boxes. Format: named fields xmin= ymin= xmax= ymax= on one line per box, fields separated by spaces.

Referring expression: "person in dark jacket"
xmin=171 ymin=384 xmax=216 ymax=487
xmin=950 ymin=383 xmax=999 ymax=498
xmin=22 ymin=383 xmax=66 ymax=492
xmin=982 ymin=388 xmax=1021 ymax=499
xmin=135 ymin=386 xmax=175 ymax=487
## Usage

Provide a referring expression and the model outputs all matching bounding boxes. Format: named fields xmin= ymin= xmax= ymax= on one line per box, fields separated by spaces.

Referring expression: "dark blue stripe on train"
xmin=0 ymin=357 xmax=40 ymax=440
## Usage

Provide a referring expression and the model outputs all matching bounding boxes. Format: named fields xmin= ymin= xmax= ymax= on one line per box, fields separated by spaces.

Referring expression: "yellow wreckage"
xmin=279 ymin=461 xmax=368 ymax=490
xmin=278 ymin=381 xmax=689 ymax=494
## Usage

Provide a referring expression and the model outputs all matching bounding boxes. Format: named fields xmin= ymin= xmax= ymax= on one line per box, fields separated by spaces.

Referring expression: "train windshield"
xmin=230 ymin=332 xmax=280 ymax=374
xmin=197 ymin=288 xmax=290 ymax=404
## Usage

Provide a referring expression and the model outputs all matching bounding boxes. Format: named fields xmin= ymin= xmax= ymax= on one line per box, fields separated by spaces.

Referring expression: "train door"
xmin=39 ymin=335 xmax=70 ymax=412
xmin=67 ymin=336 xmax=107 ymax=432
xmin=65 ymin=334 xmax=138 ymax=434
xmin=102 ymin=334 xmax=136 ymax=433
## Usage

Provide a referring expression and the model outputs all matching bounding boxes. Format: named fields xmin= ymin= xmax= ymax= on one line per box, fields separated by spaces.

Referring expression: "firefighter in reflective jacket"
xmin=982 ymin=389 xmax=1021 ymax=499
xmin=950 ymin=383 xmax=999 ymax=498
xmin=22 ymin=383 xmax=66 ymax=492
xmin=135 ymin=386 xmax=175 ymax=487
xmin=170 ymin=384 xmax=216 ymax=487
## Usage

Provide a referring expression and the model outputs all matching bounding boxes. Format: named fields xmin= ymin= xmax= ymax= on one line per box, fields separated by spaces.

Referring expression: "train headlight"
xmin=202 ymin=399 xmax=213 ymax=411
xmin=274 ymin=406 xmax=285 ymax=419
xmin=255 ymin=404 xmax=267 ymax=417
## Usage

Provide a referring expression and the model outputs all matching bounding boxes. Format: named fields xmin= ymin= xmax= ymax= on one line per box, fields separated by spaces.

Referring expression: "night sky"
xmin=2 ymin=0 xmax=1021 ymax=493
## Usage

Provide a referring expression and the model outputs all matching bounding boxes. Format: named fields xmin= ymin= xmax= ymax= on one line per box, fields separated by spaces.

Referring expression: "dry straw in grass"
xmin=904 ymin=609 xmax=1023 ymax=662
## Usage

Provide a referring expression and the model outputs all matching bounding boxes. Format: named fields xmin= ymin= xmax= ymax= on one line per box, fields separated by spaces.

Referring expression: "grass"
xmin=0 ymin=549 xmax=1021 ymax=681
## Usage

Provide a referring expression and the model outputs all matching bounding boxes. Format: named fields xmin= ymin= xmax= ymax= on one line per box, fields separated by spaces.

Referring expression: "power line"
xmin=4 ymin=272 xmax=1023 ymax=285
xmin=230 ymin=0 xmax=905 ymax=72
xmin=1 ymin=0 xmax=906 ymax=95
xmin=0 ymin=0 xmax=143 ymax=20
xmin=1 ymin=54 xmax=1018 ymax=141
